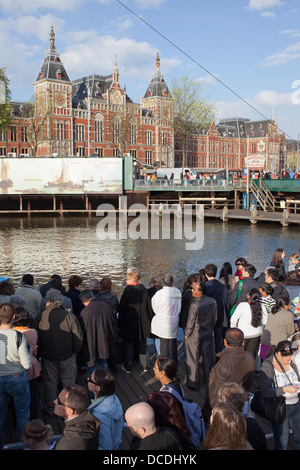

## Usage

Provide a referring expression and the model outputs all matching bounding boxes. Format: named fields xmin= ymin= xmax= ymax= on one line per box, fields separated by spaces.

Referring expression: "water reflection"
xmin=0 ymin=216 xmax=298 ymax=296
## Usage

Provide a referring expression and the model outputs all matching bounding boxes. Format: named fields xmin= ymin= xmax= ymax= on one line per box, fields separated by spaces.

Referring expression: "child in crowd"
xmin=22 ymin=420 xmax=54 ymax=450
xmin=258 ymin=282 xmax=277 ymax=314
xmin=289 ymin=253 xmax=299 ymax=272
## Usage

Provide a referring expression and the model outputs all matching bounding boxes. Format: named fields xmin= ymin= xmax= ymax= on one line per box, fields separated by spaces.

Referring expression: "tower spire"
xmin=50 ymin=26 xmax=55 ymax=51
xmin=156 ymin=52 xmax=160 ymax=71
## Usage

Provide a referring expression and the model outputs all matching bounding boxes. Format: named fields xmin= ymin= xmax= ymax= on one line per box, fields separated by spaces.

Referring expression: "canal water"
xmin=0 ymin=215 xmax=298 ymax=296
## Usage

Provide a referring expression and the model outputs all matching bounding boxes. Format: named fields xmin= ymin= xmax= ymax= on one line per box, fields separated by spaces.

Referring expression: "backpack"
xmin=160 ymin=384 xmax=206 ymax=448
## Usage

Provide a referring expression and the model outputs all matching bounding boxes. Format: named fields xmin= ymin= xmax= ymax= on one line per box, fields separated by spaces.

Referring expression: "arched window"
xmin=57 ymin=120 xmax=64 ymax=140
xmin=95 ymin=113 xmax=104 ymax=143
xmin=130 ymin=119 xmax=137 ymax=145
xmin=112 ymin=118 xmax=120 ymax=144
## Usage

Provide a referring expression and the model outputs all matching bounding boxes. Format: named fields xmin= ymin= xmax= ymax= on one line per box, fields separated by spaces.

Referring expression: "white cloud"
xmin=279 ymin=29 xmax=300 ymax=37
xmin=254 ymin=89 xmax=293 ymax=106
xmin=260 ymin=11 xmax=276 ymax=19
xmin=0 ymin=0 xmax=85 ymax=14
xmin=214 ymin=89 xmax=293 ymax=121
xmin=134 ymin=0 xmax=166 ymax=9
xmin=263 ymin=41 xmax=300 ymax=66
xmin=247 ymin=0 xmax=283 ymax=10
xmin=61 ymin=33 xmax=180 ymax=98
xmin=195 ymin=75 xmax=217 ymax=86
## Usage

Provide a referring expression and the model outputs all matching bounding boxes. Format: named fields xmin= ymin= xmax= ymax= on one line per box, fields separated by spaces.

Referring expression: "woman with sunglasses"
xmin=234 ymin=257 xmax=247 ymax=279
xmin=259 ymin=340 xmax=300 ymax=449
xmin=87 ymin=366 xmax=124 ymax=450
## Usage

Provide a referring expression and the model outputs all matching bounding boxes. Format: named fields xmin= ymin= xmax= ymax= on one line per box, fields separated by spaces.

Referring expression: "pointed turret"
xmin=50 ymin=26 xmax=55 ymax=50
xmin=35 ymin=26 xmax=70 ymax=83
xmin=113 ymin=55 xmax=119 ymax=83
xmin=144 ymin=53 xmax=171 ymax=98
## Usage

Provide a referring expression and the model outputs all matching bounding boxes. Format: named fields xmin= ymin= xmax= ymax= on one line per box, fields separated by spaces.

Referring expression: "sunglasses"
xmin=87 ymin=376 xmax=97 ymax=385
xmin=57 ymin=396 xmax=75 ymax=410
xmin=279 ymin=347 xmax=295 ymax=354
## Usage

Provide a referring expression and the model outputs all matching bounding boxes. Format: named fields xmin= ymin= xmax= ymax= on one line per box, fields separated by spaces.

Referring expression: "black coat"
xmin=118 ymin=283 xmax=152 ymax=342
xmin=78 ymin=299 xmax=117 ymax=367
xmin=65 ymin=288 xmax=84 ymax=316
xmin=206 ymin=279 xmax=229 ymax=326
xmin=231 ymin=277 xmax=260 ymax=307
xmin=94 ymin=290 xmax=119 ymax=314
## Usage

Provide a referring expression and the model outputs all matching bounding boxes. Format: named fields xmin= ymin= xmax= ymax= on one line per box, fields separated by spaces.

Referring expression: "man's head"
xmin=68 ymin=275 xmax=83 ymax=290
xmin=0 ymin=303 xmax=15 ymax=326
xmin=99 ymin=277 xmax=112 ymax=292
xmin=89 ymin=279 xmax=99 ymax=291
xmin=162 ymin=273 xmax=174 ymax=287
xmin=54 ymin=385 xmax=90 ymax=420
xmin=45 ymin=288 xmax=63 ymax=306
xmin=125 ymin=402 xmax=156 ymax=439
xmin=149 ymin=276 xmax=161 ymax=288
xmin=50 ymin=278 xmax=63 ymax=293
xmin=79 ymin=289 xmax=94 ymax=306
xmin=242 ymin=264 xmax=256 ymax=278
xmin=204 ymin=263 xmax=217 ymax=279
xmin=217 ymin=382 xmax=246 ymax=414
xmin=259 ymin=282 xmax=274 ymax=297
xmin=224 ymin=328 xmax=244 ymax=349
xmin=22 ymin=274 xmax=34 ymax=286
xmin=265 ymin=267 xmax=279 ymax=284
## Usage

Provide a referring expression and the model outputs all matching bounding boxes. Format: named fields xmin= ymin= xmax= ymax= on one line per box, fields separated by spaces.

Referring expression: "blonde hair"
xmin=126 ymin=271 xmax=140 ymax=283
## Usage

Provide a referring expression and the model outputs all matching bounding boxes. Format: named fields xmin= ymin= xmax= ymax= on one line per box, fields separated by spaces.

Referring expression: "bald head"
xmin=125 ymin=402 xmax=156 ymax=439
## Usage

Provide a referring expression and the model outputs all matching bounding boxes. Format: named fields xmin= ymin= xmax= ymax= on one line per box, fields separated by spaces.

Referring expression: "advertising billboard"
xmin=0 ymin=157 xmax=123 ymax=195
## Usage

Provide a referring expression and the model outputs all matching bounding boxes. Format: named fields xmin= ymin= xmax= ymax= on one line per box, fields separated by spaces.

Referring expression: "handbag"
xmin=229 ymin=280 xmax=243 ymax=317
xmin=251 ymin=354 xmax=292 ymax=425
xmin=250 ymin=388 xmax=286 ymax=424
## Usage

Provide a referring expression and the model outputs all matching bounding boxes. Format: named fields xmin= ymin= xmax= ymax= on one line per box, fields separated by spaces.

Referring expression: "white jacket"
xmin=230 ymin=301 xmax=268 ymax=338
xmin=151 ymin=286 xmax=182 ymax=339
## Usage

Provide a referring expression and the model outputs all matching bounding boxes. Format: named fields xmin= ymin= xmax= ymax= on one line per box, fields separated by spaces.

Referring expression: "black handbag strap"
xmin=274 ymin=353 xmax=292 ymax=385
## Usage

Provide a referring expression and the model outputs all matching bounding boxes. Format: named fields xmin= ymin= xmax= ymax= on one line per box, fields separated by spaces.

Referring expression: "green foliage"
xmin=0 ymin=67 xmax=12 ymax=132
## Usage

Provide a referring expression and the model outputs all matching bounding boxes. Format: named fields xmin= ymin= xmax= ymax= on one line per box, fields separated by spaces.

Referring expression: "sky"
xmin=1 ymin=0 xmax=300 ymax=139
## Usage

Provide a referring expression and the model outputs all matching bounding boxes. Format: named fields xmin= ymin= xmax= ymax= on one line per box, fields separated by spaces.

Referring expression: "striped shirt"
xmin=0 ymin=329 xmax=32 ymax=376
xmin=260 ymin=295 xmax=276 ymax=314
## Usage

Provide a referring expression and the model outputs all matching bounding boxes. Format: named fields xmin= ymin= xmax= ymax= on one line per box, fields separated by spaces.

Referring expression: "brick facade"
xmin=0 ymin=28 xmax=290 ymax=173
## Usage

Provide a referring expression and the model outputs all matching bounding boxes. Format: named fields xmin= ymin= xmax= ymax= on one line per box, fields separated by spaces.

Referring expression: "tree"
xmin=19 ymin=96 xmax=53 ymax=157
xmin=0 ymin=67 xmax=12 ymax=132
xmin=171 ymin=75 xmax=215 ymax=167
xmin=110 ymin=107 xmax=138 ymax=156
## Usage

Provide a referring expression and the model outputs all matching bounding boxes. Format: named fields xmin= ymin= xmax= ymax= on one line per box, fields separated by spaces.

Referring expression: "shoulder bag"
xmin=251 ymin=355 xmax=292 ymax=425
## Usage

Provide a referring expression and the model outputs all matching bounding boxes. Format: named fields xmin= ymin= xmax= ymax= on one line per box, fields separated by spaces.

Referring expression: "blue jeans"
xmin=0 ymin=371 xmax=30 ymax=449
xmin=272 ymin=402 xmax=300 ymax=450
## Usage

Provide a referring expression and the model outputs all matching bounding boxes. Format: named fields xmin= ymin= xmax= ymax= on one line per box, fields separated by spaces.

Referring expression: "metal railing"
xmin=133 ymin=178 xmax=246 ymax=190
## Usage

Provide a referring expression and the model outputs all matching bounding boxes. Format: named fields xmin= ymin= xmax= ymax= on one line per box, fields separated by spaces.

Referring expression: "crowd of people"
xmin=0 ymin=245 xmax=300 ymax=451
